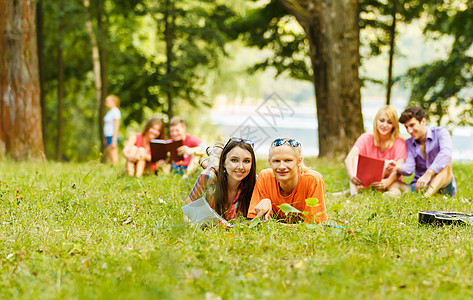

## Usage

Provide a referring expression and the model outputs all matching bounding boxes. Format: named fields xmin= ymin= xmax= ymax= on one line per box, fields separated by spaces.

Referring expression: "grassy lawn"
xmin=1 ymin=158 xmax=473 ymax=299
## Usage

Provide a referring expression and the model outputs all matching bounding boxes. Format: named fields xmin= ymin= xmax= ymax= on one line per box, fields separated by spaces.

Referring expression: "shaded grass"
xmin=1 ymin=159 xmax=473 ymax=299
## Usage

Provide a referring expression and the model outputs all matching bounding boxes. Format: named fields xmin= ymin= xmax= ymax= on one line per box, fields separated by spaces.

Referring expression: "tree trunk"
xmin=56 ymin=6 xmax=64 ymax=161
xmin=164 ymin=0 xmax=175 ymax=119
xmin=84 ymin=0 xmax=105 ymax=155
xmin=0 ymin=0 xmax=44 ymax=160
xmin=278 ymin=0 xmax=364 ymax=157
xmin=96 ymin=0 xmax=107 ymax=154
xmin=386 ymin=0 xmax=397 ymax=105
xmin=37 ymin=0 xmax=46 ymax=154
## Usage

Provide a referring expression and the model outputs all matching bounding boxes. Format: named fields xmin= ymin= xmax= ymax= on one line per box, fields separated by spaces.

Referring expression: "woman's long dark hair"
xmin=214 ymin=140 xmax=256 ymax=218
xmin=142 ymin=117 xmax=166 ymax=140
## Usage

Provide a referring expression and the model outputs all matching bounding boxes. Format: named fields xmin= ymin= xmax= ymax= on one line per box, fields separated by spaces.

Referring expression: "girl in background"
xmin=123 ymin=117 xmax=165 ymax=177
xmin=103 ymin=94 xmax=121 ymax=165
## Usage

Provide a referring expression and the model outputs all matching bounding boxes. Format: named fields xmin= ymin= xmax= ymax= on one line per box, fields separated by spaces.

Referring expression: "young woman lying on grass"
xmin=344 ymin=105 xmax=407 ymax=196
xmin=122 ymin=117 xmax=165 ymax=177
xmin=247 ymin=137 xmax=327 ymax=224
xmin=185 ymin=138 xmax=256 ymax=220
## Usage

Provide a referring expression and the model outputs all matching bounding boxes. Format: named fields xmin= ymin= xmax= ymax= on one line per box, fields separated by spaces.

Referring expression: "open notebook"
xmin=181 ymin=197 xmax=233 ymax=228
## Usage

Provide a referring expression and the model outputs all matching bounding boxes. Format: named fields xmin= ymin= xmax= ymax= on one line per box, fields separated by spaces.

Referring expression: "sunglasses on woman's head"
xmin=272 ymin=138 xmax=301 ymax=148
xmin=229 ymin=137 xmax=255 ymax=149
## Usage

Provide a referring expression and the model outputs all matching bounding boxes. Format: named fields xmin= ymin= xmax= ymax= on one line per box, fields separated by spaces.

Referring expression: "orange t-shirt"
xmin=247 ymin=168 xmax=327 ymax=223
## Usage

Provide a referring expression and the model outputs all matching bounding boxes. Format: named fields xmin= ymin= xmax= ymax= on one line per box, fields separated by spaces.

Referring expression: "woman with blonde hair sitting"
xmin=344 ymin=105 xmax=407 ymax=196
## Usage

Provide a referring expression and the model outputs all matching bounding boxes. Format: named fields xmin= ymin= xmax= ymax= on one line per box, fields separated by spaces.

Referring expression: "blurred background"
xmin=2 ymin=0 xmax=472 ymax=161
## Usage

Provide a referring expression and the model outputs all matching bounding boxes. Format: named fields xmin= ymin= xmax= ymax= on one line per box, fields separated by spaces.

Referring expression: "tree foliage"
xmin=404 ymin=1 xmax=473 ymax=126
xmin=38 ymin=0 xmax=236 ymax=161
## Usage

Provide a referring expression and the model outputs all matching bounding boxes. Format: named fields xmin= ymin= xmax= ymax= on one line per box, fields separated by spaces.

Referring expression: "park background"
xmin=1 ymin=0 xmax=473 ymax=299
xmin=1 ymin=0 xmax=472 ymax=161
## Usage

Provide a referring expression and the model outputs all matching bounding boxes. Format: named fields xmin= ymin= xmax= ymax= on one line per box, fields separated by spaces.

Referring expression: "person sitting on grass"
xmin=185 ymin=138 xmax=256 ymax=221
xmin=343 ymin=105 xmax=407 ymax=196
xmin=122 ymin=117 xmax=165 ymax=177
xmin=389 ymin=106 xmax=456 ymax=197
xmin=247 ymin=137 xmax=327 ymax=224
xmin=169 ymin=116 xmax=204 ymax=175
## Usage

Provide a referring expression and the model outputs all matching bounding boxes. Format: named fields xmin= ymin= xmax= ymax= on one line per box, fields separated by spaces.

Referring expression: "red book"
xmin=356 ymin=154 xmax=385 ymax=187
xmin=150 ymin=139 xmax=184 ymax=163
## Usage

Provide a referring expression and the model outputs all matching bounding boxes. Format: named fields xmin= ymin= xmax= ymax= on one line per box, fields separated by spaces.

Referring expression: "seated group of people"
xmin=123 ymin=105 xmax=456 ymax=224
xmin=185 ymin=105 xmax=456 ymax=224
xmin=344 ymin=105 xmax=455 ymax=198
xmin=122 ymin=116 xmax=204 ymax=177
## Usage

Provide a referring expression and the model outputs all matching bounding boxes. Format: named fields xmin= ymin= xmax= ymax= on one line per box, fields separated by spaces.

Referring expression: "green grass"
xmin=1 ymin=158 xmax=473 ymax=299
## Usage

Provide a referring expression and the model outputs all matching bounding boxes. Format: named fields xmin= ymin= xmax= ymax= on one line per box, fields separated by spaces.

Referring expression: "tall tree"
xmin=0 ymin=0 xmax=44 ymax=160
xmin=235 ymin=0 xmax=364 ymax=156
xmin=84 ymin=0 xmax=107 ymax=157
xmin=278 ymin=0 xmax=364 ymax=156
xmin=56 ymin=2 xmax=65 ymax=161
xmin=142 ymin=0 xmax=235 ymax=121
xmin=359 ymin=0 xmax=424 ymax=101
xmin=37 ymin=0 xmax=47 ymax=149
xmin=163 ymin=0 xmax=175 ymax=119
xmin=385 ymin=0 xmax=397 ymax=105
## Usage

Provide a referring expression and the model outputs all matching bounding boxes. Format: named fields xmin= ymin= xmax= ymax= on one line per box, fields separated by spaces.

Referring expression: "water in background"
xmin=211 ymin=96 xmax=473 ymax=160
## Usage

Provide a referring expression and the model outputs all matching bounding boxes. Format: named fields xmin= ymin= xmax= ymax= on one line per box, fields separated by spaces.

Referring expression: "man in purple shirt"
xmin=391 ymin=106 xmax=455 ymax=197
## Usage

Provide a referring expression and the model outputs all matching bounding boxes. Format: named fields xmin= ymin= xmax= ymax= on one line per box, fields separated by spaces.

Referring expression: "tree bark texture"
xmin=386 ymin=0 xmax=397 ymax=105
xmin=84 ymin=0 xmax=105 ymax=156
xmin=56 ymin=6 xmax=64 ymax=161
xmin=0 ymin=0 xmax=44 ymax=160
xmin=164 ymin=0 xmax=175 ymax=120
xmin=278 ymin=0 xmax=364 ymax=157
xmin=37 ymin=0 xmax=46 ymax=150
xmin=96 ymin=0 xmax=107 ymax=155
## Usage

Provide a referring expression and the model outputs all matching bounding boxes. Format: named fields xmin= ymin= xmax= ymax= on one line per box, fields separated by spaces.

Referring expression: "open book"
xmin=181 ymin=197 xmax=233 ymax=228
xmin=356 ymin=154 xmax=385 ymax=187
xmin=150 ymin=139 xmax=184 ymax=163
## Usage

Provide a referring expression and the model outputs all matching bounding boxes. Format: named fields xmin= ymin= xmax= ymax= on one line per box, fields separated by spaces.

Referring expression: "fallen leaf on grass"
xmin=122 ymin=217 xmax=133 ymax=225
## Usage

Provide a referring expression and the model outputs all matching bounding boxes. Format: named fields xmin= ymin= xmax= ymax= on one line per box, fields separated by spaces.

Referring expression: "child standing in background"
xmin=104 ymin=94 xmax=121 ymax=165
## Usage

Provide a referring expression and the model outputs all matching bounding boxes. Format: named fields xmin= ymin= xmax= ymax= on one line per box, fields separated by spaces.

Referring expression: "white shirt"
xmin=103 ymin=107 xmax=121 ymax=137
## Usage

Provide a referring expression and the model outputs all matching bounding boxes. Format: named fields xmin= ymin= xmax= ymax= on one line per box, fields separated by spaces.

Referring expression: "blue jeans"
xmin=171 ymin=163 xmax=187 ymax=175
xmin=106 ymin=136 xmax=118 ymax=146
xmin=409 ymin=181 xmax=454 ymax=197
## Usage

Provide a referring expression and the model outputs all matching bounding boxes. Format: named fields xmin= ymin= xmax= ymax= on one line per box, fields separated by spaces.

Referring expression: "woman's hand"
xmin=383 ymin=160 xmax=397 ymax=177
xmin=254 ymin=199 xmax=272 ymax=220
xmin=372 ymin=179 xmax=388 ymax=191
xmin=350 ymin=176 xmax=363 ymax=186
xmin=124 ymin=145 xmax=140 ymax=162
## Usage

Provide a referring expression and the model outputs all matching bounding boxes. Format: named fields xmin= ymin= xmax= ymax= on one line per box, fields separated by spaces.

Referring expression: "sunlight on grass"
xmin=0 ymin=159 xmax=472 ymax=299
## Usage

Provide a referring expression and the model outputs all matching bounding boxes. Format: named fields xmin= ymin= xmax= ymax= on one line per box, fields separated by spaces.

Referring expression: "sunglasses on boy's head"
xmin=272 ymin=138 xmax=301 ymax=148
xmin=229 ymin=137 xmax=255 ymax=149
